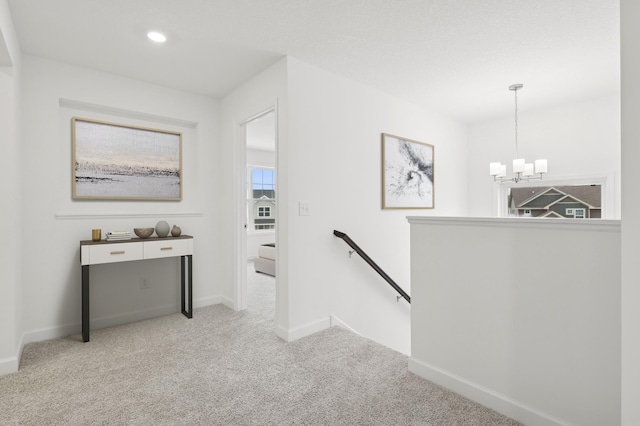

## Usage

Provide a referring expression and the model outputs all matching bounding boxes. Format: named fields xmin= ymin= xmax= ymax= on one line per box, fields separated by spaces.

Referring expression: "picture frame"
xmin=381 ymin=133 xmax=434 ymax=209
xmin=72 ymin=117 xmax=182 ymax=201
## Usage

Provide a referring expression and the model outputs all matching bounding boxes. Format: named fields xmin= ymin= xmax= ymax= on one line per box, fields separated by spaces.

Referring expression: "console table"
xmin=80 ymin=235 xmax=193 ymax=342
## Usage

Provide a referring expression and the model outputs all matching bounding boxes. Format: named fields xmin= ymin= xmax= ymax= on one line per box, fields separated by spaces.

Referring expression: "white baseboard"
xmin=22 ymin=295 xmax=225 ymax=346
xmin=0 ymin=333 xmax=26 ymax=376
xmin=94 ymin=303 xmax=181 ymax=331
xmin=194 ymin=295 xmax=223 ymax=309
xmin=218 ymin=295 xmax=235 ymax=310
xmin=275 ymin=317 xmax=331 ymax=342
xmin=23 ymin=322 xmax=80 ymax=346
xmin=0 ymin=355 xmax=19 ymax=376
xmin=274 ymin=325 xmax=288 ymax=341
xmin=329 ymin=315 xmax=361 ymax=335
xmin=408 ymin=357 xmax=571 ymax=426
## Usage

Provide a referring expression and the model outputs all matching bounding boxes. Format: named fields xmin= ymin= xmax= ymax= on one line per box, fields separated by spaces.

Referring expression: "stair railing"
xmin=333 ymin=230 xmax=410 ymax=304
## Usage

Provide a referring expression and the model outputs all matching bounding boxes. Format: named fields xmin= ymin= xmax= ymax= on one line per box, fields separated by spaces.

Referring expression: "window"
xmin=506 ymin=184 xmax=602 ymax=219
xmin=258 ymin=206 xmax=271 ymax=217
xmin=247 ymin=166 xmax=276 ymax=231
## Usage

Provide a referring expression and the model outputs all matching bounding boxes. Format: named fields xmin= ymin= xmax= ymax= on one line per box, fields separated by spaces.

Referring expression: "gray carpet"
xmin=0 ymin=263 xmax=520 ymax=425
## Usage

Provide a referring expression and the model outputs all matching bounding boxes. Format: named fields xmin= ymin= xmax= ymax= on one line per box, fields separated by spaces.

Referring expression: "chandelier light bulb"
xmin=147 ymin=31 xmax=167 ymax=43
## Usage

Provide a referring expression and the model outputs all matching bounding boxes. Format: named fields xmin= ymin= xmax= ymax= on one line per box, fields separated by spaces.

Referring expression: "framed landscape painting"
xmin=72 ymin=117 xmax=182 ymax=200
xmin=382 ymin=133 xmax=434 ymax=209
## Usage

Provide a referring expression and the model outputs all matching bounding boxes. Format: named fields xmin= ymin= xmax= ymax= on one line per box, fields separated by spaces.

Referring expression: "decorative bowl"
xmin=134 ymin=227 xmax=155 ymax=239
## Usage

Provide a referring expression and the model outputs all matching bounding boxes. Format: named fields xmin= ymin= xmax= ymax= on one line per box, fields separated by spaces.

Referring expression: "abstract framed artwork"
xmin=72 ymin=117 xmax=182 ymax=200
xmin=381 ymin=133 xmax=434 ymax=209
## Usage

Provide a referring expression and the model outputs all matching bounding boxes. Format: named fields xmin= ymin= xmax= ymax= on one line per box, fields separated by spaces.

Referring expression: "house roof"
xmin=540 ymin=210 xmax=565 ymax=218
xmin=253 ymin=189 xmax=275 ymax=199
xmin=510 ymin=186 xmax=601 ymax=209
xmin=548 ymin=194 xmax=597 ymax=210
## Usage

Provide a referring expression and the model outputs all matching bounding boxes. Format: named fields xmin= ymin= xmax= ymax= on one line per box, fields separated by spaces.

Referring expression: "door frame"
xmin=234 ymin=104 xmax=277 ymax=311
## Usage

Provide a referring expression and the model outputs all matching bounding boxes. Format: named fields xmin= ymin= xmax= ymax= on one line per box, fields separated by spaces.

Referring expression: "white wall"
xmin=219 ymin=58 xmax=288 ymax=316
xmin=0 ymin=0 xmax=22 ymax=374
xmin=283 ymin=57 xmax=468 ymax=353
xmin=19 ymin=55 xmax=222 ymax=343
xmin=467 ymin=95 xmax=621 ymax=218
xmin=409 ymin=217 xmax=621 ymax=426
xmin=220 ymin=56 xmax=467 ymax=353
xmin=621 ymin=0 xmax=640 ymax=423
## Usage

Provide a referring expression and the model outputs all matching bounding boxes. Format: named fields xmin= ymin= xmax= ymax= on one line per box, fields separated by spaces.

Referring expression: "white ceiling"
xmin=7 ymin=0 xmax=619 ymax=124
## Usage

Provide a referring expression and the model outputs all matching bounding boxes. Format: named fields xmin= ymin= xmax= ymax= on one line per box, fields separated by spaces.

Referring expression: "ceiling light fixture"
xmin=147 ymin=31 xmax=167 ymax=43
xmin=489 ymin=84 xmax=547 ymax=183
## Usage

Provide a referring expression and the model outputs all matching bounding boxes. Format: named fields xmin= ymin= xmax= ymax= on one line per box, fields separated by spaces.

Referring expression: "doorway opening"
xmin=242 ymin=109 xmax=277 ymax=313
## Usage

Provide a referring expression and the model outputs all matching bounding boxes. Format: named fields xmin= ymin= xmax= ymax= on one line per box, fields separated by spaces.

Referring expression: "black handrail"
xmin=333 ymin=230 xmax=411 ymax=304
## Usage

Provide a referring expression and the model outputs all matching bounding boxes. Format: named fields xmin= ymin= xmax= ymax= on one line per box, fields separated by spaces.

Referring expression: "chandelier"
xmin=489 ymin=84 xmax=547 ymax=183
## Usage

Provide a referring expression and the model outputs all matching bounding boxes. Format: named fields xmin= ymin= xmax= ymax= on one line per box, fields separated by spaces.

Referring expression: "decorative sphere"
xmin=155 ymin=220 xmax=170 ymax=237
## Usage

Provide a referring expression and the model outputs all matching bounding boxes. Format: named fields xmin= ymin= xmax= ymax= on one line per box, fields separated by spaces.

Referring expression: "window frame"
xmin=494 ymin=174 xmax=612 ymax=219
xmin=246 ymin=164 xmax=276 ymax=234
xmin=258 ymin=206 xmax=271 ymax=217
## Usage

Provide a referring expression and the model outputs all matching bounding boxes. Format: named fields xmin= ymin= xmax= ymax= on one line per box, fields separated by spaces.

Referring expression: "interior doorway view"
xmin=244 ymin=110 xmax=276 ymax=310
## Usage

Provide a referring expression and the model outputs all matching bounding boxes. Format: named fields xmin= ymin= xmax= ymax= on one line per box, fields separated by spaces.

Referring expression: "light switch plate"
xmin=299 ymin=202 xmax=310 ymax=216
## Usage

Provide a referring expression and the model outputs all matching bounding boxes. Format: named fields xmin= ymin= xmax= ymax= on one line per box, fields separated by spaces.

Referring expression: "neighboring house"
xmin=509 ymin=185 xmax=601 ymax=218
xmin=252 ymin=190 xmax=276 ymax=230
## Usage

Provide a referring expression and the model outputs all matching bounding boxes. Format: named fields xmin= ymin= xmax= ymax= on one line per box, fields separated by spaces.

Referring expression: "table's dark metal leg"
xmin=82 ymin=265 xmax=90 ymax=342
xmin=188 ymin=255 xmax=193 ymax=318
xmin=181 ymin=256 xmax=186 ymax=315
xmin=181 ymin=255 xmax=193 ymax=319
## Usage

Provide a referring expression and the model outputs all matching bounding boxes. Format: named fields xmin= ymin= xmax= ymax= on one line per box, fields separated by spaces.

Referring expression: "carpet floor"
xmin=0 ymin=263 xmax=521 ymax=425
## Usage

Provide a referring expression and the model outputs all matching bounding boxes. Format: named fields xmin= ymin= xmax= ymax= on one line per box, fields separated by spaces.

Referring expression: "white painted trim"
xmin=274 ymin=324 xmax=289 ymax=342
xmin=407 ymin=215 xmax=620 ymax=232
xmin=194 ymin=295 xmax=224 ymax=309
xmin=275 ymin=317 xmax=331 ymax=342
xmin=23 ymin=322 xmax=78 ymax=346
xmin=234 ymin=103 xmax=278 ymax=312
xmin=0 ymin=355 xmax=19 ymax=376
xmin=22 ymin=296 xmax=224 ymax=345
xmin=329 ymin=315 xmax=361 ymax=335
xmin=16 ymin=332 xmax=25 ymax=371
xmin=218 ymin=295 xmax=235 ymax=310
xmin=234 ymin=119 xmax=248 ymax=311
xmin=55 ymin=212 xmax=203 ymax=220
xmin=408 ymin=357 xmax=573 ymax=426
xmin=59 ymin=98 xmax=199 ymax=128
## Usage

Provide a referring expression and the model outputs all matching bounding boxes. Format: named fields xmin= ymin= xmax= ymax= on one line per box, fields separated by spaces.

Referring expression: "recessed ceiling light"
xmin=147 ymin=31 xmax=167 ymax=43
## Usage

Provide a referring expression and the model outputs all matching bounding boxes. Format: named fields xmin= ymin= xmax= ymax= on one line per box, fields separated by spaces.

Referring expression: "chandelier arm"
xmin=493 ymin=173 xmax=543 ymax=184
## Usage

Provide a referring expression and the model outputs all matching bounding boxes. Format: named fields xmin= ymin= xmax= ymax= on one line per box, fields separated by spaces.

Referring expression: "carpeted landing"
xmin=0 ymin=263 xmax=520 ymax=425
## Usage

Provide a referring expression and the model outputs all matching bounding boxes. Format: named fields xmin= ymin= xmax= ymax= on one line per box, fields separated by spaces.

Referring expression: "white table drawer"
xmin=87 ymin=242 xmax=143 ymax=265
xmin=143 ymin=239 xmax=190 ymax=259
